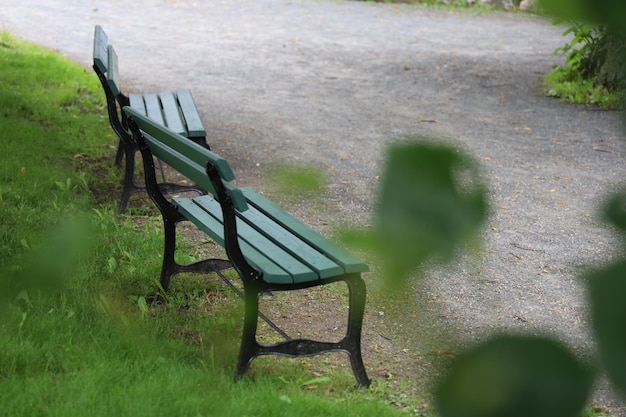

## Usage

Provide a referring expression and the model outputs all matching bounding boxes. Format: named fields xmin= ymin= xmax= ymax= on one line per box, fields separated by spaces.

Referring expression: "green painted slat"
xmin=93 ymin=25 xmax=108 ymax=73
xmin=238 ymin=206 xmax=343 ymax=279
xmin=173 ymin=198 xmax=225 ymax=244
xmin=128 ymin=94 xmax=147 ymax=116
xmin=176 ymin=89 xmax=206 ymax=138
xmin=159 ymin=91 xmax=187 ymax=136
xmin=106 ymin=45 xmax=122 ymax=97
xmin=241 ymin=188 xmax=369 ymax=274
xmin=142 ymin=133 xmax=213 ymax=191
xmin=174 ymin=197 xmax=294 ymax=284
xmin=139 ymin=132 xmax=248 ymax=212
xmin=192 ymin=196 xmax=318 ymax=284
xmin=124 ymin=107 xmax=234 ymax=181
xmin=143 ymin=93 xmax=165 ymax=126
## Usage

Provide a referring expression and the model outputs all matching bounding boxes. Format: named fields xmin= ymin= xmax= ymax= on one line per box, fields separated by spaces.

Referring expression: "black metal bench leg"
xmin=344 ymin=274 xmax=371 ymax=387
xmin=114 ymin=138 xmax=124 ymax=167
xmin=118 ymin=146 xmax=143 ymax=214
xmin=235 ymin=287 xmax=261 ymax=380
xmin=159 ymin=216 xmax=180 ymax=291
xmin=232 ymin=276 xmax=370 ymax=387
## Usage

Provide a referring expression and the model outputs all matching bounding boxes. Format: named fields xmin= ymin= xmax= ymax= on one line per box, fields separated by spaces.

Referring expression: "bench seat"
xmin=129 ymin=89 xmax=206 ymax=141
xmin=174 ymin=188 xmax=368 ymax=285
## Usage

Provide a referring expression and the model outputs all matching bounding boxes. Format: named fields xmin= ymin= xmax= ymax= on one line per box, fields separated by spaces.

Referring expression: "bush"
xmin=547 ymin=22 xmax=624 ymax=108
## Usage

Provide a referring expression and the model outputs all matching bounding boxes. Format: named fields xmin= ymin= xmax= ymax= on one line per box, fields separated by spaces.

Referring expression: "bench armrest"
xmin=205 ymin=162 xmax=262 ymax=284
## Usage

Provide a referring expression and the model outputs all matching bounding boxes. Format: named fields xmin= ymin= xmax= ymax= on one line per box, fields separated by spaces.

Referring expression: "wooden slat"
xmin=238 ymin=205 xmax=343 ymax=279
xmin=143 ymin=94 xmax=165 ymax=126
xmin=159 ymin=91 xmax=187 ymax=135
xmin=142 ymin=133 xmax=212 ymax=191
xmin=106 ymin=45 xmax=122 ymax=96
xmin=139 ymin=132 xmax=248 ymax=212
xmin=176 ymin=89 xmax=206 ymax=138
xmin=192 ymin=196 xmax=319 ymax=283
xmin=241 ymin=188 xmax=369 ymax=274
xmin=128 ymin=94 xmax=147 ymax=116
xmin=174 ymin=197 xmax=295 ymax=284
xmin=92 ymin=25 xmax=108 ymax=74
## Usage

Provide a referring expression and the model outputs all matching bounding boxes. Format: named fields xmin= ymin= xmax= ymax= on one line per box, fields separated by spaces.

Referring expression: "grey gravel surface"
xmin=2 ymin=0 xmax=625 ymax=413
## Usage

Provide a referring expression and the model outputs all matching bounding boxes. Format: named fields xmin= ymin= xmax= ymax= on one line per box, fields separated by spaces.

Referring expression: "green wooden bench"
xmin=123 ymin=106 xmax=371 ymax=387
xmin=92 ymin=25 xmax=208 ymax=213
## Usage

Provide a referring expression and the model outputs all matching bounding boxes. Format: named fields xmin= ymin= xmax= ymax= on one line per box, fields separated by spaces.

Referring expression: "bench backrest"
xmin=123 ymin=106 xmax=248 ymax=211
xmin=92 ymin=25 xmax=123 ymax=97
xmin=93 ymin=25 xmax=108 ymax=74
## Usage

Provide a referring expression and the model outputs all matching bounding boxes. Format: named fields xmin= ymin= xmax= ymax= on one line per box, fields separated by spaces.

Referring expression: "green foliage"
xmin=588 ymin=260 xmax=626 ymax=396
xmin=540 ymin=0 xmax=626 ymax=30
xmin=602 ymin=192 xmax=626 ymax=234
xmin=551 ymin=23 xmax=603 ymax=82
xmin=545 ymin=23 xmax=624 ymax=109
xmin=268 ymin=164 xmax=326 ymax=201
xmin=342 ymin=1 xmax=626 ymax=415
xmin=586 ymin=192 xmax=626 ymax=397
xmin=435 ymin=336 xmax=593 ymax=417
xmin=544 ymin=0 xmax=626 ymax=406
xmin=344 ymin=141 xmax=488 ymax=287
xmin=375 ymin=142 xmax=488 ymax=283
xmin=545 ymin=69 xmax=620 ymax=109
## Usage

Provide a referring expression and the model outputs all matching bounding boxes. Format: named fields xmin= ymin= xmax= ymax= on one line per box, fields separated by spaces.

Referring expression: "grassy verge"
xmin=0 ymin=33 xmax=404 ymax=417
xmin=544 ymin=66 xmax=623 ymax=109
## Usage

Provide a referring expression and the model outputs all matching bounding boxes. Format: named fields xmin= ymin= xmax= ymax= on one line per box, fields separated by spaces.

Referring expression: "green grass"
xmin=0 ymin=33 xmax=406 ymax=417
xmin=544 ymin=66 xmax=623 ymax=109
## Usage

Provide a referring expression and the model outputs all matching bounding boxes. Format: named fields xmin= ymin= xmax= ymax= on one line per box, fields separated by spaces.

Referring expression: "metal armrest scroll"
xmin=205 ymin=163 xmax=262 ymax=284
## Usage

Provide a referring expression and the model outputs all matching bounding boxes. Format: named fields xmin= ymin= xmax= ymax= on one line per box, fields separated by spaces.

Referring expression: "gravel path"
xmin=2 ymin=0 xmax=625 ymax=413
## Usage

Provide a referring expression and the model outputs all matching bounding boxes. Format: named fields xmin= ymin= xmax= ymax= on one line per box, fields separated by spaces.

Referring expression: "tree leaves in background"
xmin=435 ymin=335 xmax=593 ymax=417
xmin=374 ymin=141 xmax=488 ymax=284
xmin=540 ymin=0 xmax=626 ymax=31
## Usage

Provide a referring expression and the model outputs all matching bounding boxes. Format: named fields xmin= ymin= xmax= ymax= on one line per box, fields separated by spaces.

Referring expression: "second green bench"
xmin=92 ymin=25 xmax=208 ymax=213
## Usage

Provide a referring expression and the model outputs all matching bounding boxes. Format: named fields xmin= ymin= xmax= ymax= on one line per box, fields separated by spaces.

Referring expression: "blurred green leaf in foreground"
xmin=345 ymin=140 xmax=489 ymax=286
xmin=435 ymin=335 xmax=593 ymax=417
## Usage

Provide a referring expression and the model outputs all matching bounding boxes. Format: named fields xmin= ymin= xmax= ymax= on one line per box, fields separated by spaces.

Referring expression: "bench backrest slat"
xmin=106 ymin=45 xmax=122 ymax=97
xmin=141 ymin=133 xmax=213 ymax=189
xmin=125 ymin=106 xmax=229 ymax=178
xmin=93 ymin=25 xmax=108 ymax=74
xmin=142 ymin=133 xmax=248 ymax=212
xmin=123 ymin=107 xmax=248 ymax=212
